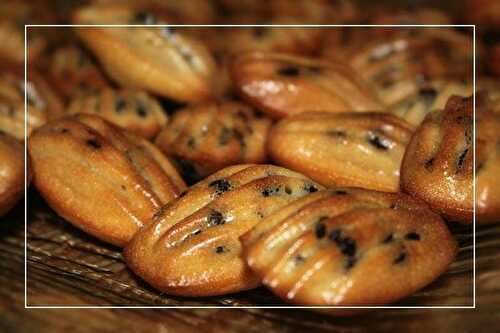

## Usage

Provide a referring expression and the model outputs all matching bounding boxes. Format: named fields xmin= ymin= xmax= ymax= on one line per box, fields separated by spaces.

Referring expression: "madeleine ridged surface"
xmin=474 ymin=93 xmax=500 ymax=224
xmin=269 ymin=112 xmax=413 ymax=192
xmin=73 ymin=4 xmax=216 ymax=103
xmin=28 ymin=114 xmax=186 ymax=246
xmin=401 ymin=95 xmax=473 ymax=223
xmin=48 ymin=45 xmax=110 ymax=100
xmin=0 ymin=132 xmax=25 ymax=217
xmin=155 ymin=101 xmax=271 ymax=178
xmin=242 ymin=188 xmax=457 ymax=307
xmin=230 ymin=52 xmax=384 ymax=119
xmin=67 ymin=88 xmax=168 ymax=139
xmin=125 ymin=164 xmax=323 ymax=296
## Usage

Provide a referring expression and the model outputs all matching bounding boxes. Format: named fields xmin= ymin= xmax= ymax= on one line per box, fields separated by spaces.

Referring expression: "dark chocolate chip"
xmin=338 ymin=237 xmax=356 ymax=257
xmin=457 ymin=148 xmax=469 ymax=171
xmin=393 ymin=251 xmax=407 ymax=264
xmin=208 ymin=210 xmax=225 ymax=226
xmin=419 ymin=86 xmax=438 ymax=105
xmin=285 ymin=186 xmax=292 ymax=195
xmin=277 ymin=66 xmax=300 ymax=77
xmin=329 ymin=229 xmax=342 ymax=242
xmin=187 ymin=137 xmax=196 ymax=148
xmin=215 ymin=246 xmax=227 ymax=254
xmin=425 ymin=157 xmax=435 ymax=170
xmin=367 ymin=132 xmax=391 ymax=150
xmin=209 ymin=179 xmax=232 ymax=196
xmin=262 ymin=185 xmax=281 ymax=197
xmin=405 ymin=232 xmax=421 ymax=241
xmin=136 ymin=101 xmax=148 ymax=118
xmin=115 ymin=97 xmax=126 ymax=113
xmin=86 ymin=139 xmax=101 ymax=149
xmin=306 ymin=184 xmax=318 ymax=193
xmin=315 ymin=222 xmax=326 ymax=239
xmin=382 ymin=233 xmax=394 ymax=244
xmin=345 ymin=256 xmax=357 ymax=270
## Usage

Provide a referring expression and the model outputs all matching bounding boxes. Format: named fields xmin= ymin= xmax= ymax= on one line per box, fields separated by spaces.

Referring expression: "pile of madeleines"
xmin=1 ymin=0 xmax=499 ymax=312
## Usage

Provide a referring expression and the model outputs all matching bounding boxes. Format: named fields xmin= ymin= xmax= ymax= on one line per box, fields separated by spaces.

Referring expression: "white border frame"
xmin=24 ymin=24 xmax=476 ymax=310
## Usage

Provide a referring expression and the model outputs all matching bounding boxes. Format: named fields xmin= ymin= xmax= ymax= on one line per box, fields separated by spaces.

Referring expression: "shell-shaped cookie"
xmin=28 ymin=114 xmax=186 ymax=246
xmin=390 ymin=81 xmax=472 ymax=127
xmin=474 ymin=93 xmax=500 ymax=224
xmin=124 ymin=164 xmax=323 ymax=296
xmin=269 ymin=112 xmax=413 ymax=192
xmin=48 ymin=45 xmax=110 ymax=100
xmin=0 ymin=132 xmax=25 ymax=217
xmin=241 ymin=188 xmax=457 ymax=307
xmin=230 ymin=52 xmax=384 ymax=119
xmin=67 ymin=88 xmax=168 ymax=139
xmin=73 ymin=4 xmax=216 ymax=103
xmin=401 ymin=95 xmax=473 ymax=223
xmin=155 ymin=101 xmax=271 ymax=179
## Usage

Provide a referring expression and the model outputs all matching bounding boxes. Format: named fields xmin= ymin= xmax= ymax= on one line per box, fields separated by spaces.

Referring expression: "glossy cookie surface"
xmin=67 ymin=88 xmax=168 ymax=139
xmin=242 ymin=188 xmax=457 ymax=307
xmin=125 ymin=164 xmax=323 ymax=296
xmin=269 ymin=112 xmax=413 ymax=192
xmin=155 ymin=100 xmax=271 ymax=178
xmin=401 ymin=95 xmax=473 ymax=223
xmin=231 ymin=52 xmax=384 ymax=119
xmin=28 ymin=114 xmax=186 ymax=246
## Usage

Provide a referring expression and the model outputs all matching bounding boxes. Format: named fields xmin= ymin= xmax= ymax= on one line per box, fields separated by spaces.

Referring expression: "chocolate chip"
xmin=367 ymin=132 xmax=391 ymax=150
xmin=209 ymin=179 xmax=232 ymax=196
xmin=215 ymin=246 xmax=227 ymax=254
xmin=393 ymin=251 xmax=407 ymax=264
xmin=315 ymin=221 xmax=326 ymax=239
xmin=457 ymin=148 xmax=469 ymax=172
xmin=285 ymin=186 xmax=292 ymax=195
xmin=306 ymin=184 xmax=318 ymax=193
xmin=277 ymin=66 xmax=300 ymax=77
xmin=345 ymin=256 xmax=357 ymax=270
xmin=187 ymin=137 xmax=196 ymax=148
xmin=405 ymin=232 xmax=420 ymax=241
xmin=86 ymin=139 xmax=101 ymax=149
xmin=382 ymin=233 xmax=394 ymax=244
xmin=329 ymin=229 xmax=356 ymax=257
xmin=115 ymin=97 xmax=126 ymax=113
xmin=419 ymin=86 xmax=438 ymax=104
xmin=208 ymin=210 xmax=225 ymax=226
xmin=425 ymin=157 xmax=435 ymax=170
xmin=262 ymin=185 xmax=281 ymax=197
xmin=136 ymin=101 xmax=148 ymax=118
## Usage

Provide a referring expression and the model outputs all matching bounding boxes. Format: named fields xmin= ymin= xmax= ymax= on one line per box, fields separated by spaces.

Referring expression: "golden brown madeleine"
xmin=155 ymin=100 xmax=271 ymax=178
xmin=0 ymin=132 xmax=25 ymax=217
xmin=242 ymin=188 xmax=457 ymax=308
xmin=48 ymin=45 xmax=110 ymax=100
xmin=401 ymin=95 xmax=473 ymax=223
xmin=268 ymin=112 xmax=413 ymax=192
xmin=390 ymin=81 xmax=472 ymax=128
xmin=73 ymin=4 xmax=216 ymax=103
xmin=67 ymin=88 xmax=168 ymax=139
xmin=475 ymin=93 xmax=500 ymax=223
xmin=124 ymin=164 xmax=323 ymax=296
xmin=231 ymin=52 xmax=384 ymax=119
xmin=28 ymin=114 xmax=186 ymax=246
